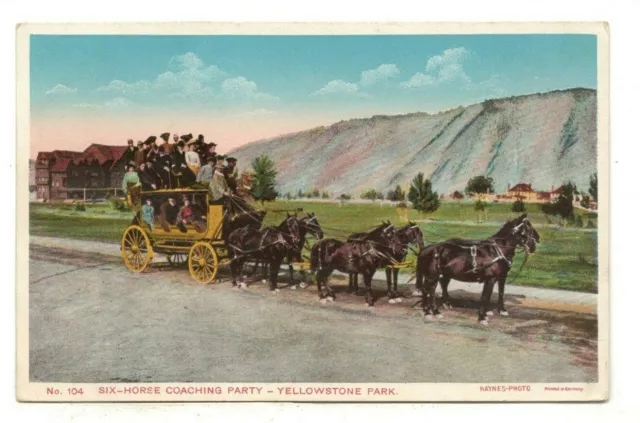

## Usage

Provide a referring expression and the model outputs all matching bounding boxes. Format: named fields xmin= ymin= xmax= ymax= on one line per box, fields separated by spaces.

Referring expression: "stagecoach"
xmin=120 ymin=187 xmax=229 ymax=284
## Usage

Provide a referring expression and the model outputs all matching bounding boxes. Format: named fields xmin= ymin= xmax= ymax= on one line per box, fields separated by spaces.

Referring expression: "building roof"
xmin=50 ymin=157 xmax=72 ymax=172
xmin=552 ymin=185 xmax=567 ymax=194
xmin=509 ymin=183 xmax=534 ymax=192
xmin=83 ymin=144 xmax=128 ymax=166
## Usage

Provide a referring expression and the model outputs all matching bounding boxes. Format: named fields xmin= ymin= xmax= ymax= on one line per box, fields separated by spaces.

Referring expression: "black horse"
xmin=383 ymin=222 xmax=425 ymax=302
xmin=286 ymin=213 xmax=324 ymax=288
xmin=228 ymin=214 xmax=300 ymax=292
xmin=311 ymin=221 xmax=402 ymax=306
xmin=347 ymin=221 xmax=425 ymax=302
xmin=415 ymin=214 xmax=540 ymax=324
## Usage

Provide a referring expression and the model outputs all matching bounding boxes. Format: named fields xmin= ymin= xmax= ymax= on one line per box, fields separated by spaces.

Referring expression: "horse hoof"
xmin=388 ymin=298 xmax=396 ymax=304
xmin=500 ymin=310 xmax=509 ymax=316
xmin=424 ymin=314 xmax=434 ymax=321
xmin=290 ymin=285 xmax=297 ymax=290
xmin=261 ymin=279 xmax=267 ymax=284
xmin=365 ymin=302 xmax=371 ymax=307
xmin=486 ymin=310 xmax=494 ymax=316
xmin=436 ymin=313 xmax=444 ymax=319
xmin=394 ymin=297 xmax=403 ymax=303
xmin=299 ymin=282 xmax=307 ymax=289
xmin=443 ymin=303 xmax=452 ymax=310
xmin=411 ymin=290 xmax=422 ymax=297
xmin=240 ymin=282 xmax=248 ymax=289
xmin=327 ymin=297 xmax=334 ymax=302
xmin=320 ymin=298 xmax=327 ymax=305
xmin=479 ymin=319 xmax=489 ymax=326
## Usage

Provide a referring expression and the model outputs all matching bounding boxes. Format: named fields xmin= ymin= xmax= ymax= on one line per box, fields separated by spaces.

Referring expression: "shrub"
xmin=586 ymin=219 xmax=596 ymax=229
xmin=396 ymin=201 xmax=408 ymax=209
xmin=511 ymin=199 xmax=526 ymax=213
xmin=339 ymin=193 xmax=351 ymax=201
xmin=74 ymin=203 xmax=86 ymax=212
xmin=574 ymin=214 xmax=584 ymax=228
xmin=108 ymin=195 xmax=127 ymax=212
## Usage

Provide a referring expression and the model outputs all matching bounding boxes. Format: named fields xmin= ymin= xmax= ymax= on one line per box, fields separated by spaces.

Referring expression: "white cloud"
xmin=399 ymin=72 xmax=436 ymax=89
xmin=311 ymin=80 xmax=360 ymax=96
xmin=400 ymin=47 xmax=472 ymax=89
xmin=359 ymin=64 xmax=400 ymax=86
xmin=45 ymin=84 xmax=77 ymax=95
xmin=219 ymin=76 xmax=279 ymax=102
xmin=96 ymin=52 xmax=227 ymax=99
xmin=426 ymin=47 xmax=470 ymax=72
xmin=73 ymin=97 xmax=134 ymax=110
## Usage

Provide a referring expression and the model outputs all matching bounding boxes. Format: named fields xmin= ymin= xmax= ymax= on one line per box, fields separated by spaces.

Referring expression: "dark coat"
xmin=159 ymin=202 xmax=180 ymax=226
xmin=170 ymin=148 xmax=188 ymax=171
xmin=123 ymin=146 xmax=137 ymax=169
xmin=135 ymin=147 xmax=148 ymax=167
xmin=138 ymin=168 xmax=157 ymax=190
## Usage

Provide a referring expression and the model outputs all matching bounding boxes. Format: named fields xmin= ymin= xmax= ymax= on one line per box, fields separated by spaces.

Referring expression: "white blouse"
xmin=185 ymin=151 xmax=200 ymax=166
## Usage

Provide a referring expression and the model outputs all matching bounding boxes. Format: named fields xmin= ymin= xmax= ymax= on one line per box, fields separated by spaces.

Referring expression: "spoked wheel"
xmin=121 ymin=225 xmax=153 ymax=273
xmin=167 ymin=253 xmax=188 ymax=267
xmin=188 ymin=242 xmax=219 ymax=284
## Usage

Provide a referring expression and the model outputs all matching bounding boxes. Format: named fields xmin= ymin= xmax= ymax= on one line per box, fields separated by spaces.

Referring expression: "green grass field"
xmin=29 ymin=200 xmax=598 ymax=293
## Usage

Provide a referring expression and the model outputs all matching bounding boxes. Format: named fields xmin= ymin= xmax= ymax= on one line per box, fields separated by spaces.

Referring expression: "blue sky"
xmin=31 ymin=34 xmax=597 ymax=116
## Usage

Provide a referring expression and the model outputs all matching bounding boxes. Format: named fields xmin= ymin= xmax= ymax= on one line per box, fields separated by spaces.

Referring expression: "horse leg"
xmin=440 ymin=277 xmax=452 ymax=309
xmin=497 ymin=275 xmax=509 ymax=316
xmin=393 ymin=268 xmax=402 ymax=302
xmin=261 ymin=260 xmax=268 ymax=284
xmin=364 ymin=272 xmax=375 ymax=307
xmin=422 ymin=277 xmax=438 ymax=319
xmin=268 ymin=258 xmax=280 ymax=292
xmin=385 ymin=267 xmax=394 ymax=301
xmin=478 ymin=279 xmax=496 ymax=325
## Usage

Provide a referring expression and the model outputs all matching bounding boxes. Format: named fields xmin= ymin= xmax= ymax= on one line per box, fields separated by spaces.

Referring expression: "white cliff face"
xmin=227 ymin=88 xmax=597 ymax=196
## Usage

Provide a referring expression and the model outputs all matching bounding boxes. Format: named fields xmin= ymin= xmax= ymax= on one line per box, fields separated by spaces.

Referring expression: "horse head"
xmin=503 ymin=213 xmax=540 ymax=253
xmin=399 ymin=221 xmax=425 ymax=249
xmin=278 ymin=214 xmax=301 ymax=247
xmin=300 ymin=212 xmax=324 ymax=240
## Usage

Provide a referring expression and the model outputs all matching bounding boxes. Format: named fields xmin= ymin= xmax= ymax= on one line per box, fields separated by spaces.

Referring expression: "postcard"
xmin=16 ymin=22 xmax=609 ymax=402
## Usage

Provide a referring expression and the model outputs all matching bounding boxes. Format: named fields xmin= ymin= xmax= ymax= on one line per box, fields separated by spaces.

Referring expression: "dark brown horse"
xmin=286 ymin=213 xmax=324 ymax=288
xmin=415 ymin=214 xmax=540 ymax=324
xmin=347 ymin=221 xmax=424 ymax=302
xmin=311 ymin=221 xmax=402 ymax=306
xmin=384 ymin=222 xmax=425 ymax=302
xmin=228 ymin=214 xmax=300 ymax=292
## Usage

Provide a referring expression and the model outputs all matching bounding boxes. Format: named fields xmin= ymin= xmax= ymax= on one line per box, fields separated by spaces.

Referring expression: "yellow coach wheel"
xmin=121 ymin=225 xmax=153 ymax=273
xmin=188 ymin=242 xmax=219 ymax=284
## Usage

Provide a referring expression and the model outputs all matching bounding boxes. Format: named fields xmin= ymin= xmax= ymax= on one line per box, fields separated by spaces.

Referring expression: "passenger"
xmin=159 ymin=132 xmax=171 ymax=154
xmin=208 ymin=156 xmax=231 ymax=205
xmin=185 ymin=141 xmax=201 ymax=177
xmin=224 ymin=156 xmax=239 ymax=194
xmin=158 ymin=197 xmax=180 ymax=232
xmin=196 ymin=156 xmax=215 ymax=184
xmin=123 ymin=139 xmax=137 ymax=170
xmin=122 ymin=164 xmax=142 ymax=207
xmin=141 ymin=198 xmax=155 ymax=230
xmin=137 ymin=163 xmax=158 ymax=191
xmin=171 ymin=139 xmax=196 ymax=187
xmin=176 ymin=195 xmax=206 ymax=233
xmin=154 ymin=146 xmax=173 ymax=189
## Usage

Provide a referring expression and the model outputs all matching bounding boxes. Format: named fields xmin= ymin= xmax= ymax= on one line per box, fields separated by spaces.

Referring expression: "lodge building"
xmin=36 ymin=144 xmax=128 ymax=201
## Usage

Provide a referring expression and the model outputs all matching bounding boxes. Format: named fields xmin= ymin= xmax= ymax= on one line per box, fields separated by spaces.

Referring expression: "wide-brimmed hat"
xmin=206 ymin=156 xmax=216 ymax=162
xmin=226 ymin=157 xmax=237 ymax=163
xmin=186 ymin=139 xmax=197 ymax=146
xmin=177 ymin=140 xmax=185 ymax=148
xmin=127 ymin=139 xmax=134 ymax=145
xmin=197 ymin=134 xmax=205 ymax=142
xmin=144 ymin=136 xmax=156 ymax=145
xmin=159 ymin=132 xmax=170 ymax=142
xmin=180 ymin=133 xmax=193 ymax=142
xmin=137 ymin=140 xmax=143 ymax=146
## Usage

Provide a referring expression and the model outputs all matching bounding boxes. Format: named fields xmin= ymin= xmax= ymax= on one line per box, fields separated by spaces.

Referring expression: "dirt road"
xmin=29 ymin=244 xmax=597 ymax=383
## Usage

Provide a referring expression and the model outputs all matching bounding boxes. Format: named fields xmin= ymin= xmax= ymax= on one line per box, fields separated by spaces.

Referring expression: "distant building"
xmin=507 ymin=183 xmax=537 ymax=202
xmin=36 ymin=144 xmax=128 ymax=201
